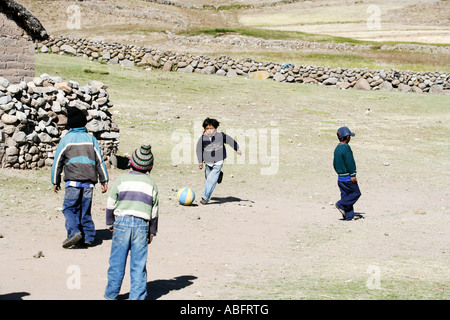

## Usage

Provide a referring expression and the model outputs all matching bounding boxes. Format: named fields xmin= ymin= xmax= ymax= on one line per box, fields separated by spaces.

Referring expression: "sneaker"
xmin=84 ymin=241 xmax=93 ymax=247
xmin=217 ymin=171 xmax=223 ymax=184
xmin=200 ymin=199 xmax=207 ymax=205
xmin=335 ymin=203 xmax=346 ymax=220
xmin=62 ymin=232 xmax=82 ymax=248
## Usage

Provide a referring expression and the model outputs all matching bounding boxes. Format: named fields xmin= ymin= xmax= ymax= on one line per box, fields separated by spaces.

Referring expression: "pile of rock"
xmin=268 ymin=65 xmax=450 ymax=94
xmin=0 ymin=75 xmax=119 ymax=169
xmin=36 ymin=35 xmax=450 ymax=95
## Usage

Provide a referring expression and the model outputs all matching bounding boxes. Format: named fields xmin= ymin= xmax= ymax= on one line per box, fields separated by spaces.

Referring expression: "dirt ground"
xmin=0 ymin=160 xmax=449 ymax=300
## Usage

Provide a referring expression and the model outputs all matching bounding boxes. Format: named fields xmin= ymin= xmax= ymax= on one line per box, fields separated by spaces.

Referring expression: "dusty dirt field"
xmin=1 ymin=132 xmax=449 ymax=300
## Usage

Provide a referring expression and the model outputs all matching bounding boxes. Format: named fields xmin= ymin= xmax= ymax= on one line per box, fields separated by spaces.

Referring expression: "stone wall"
xmin=37 ymin=35 xmax=450 ymax=95
xmin=0 ymin=75 xmax=119 ymax=170
xmin=0 ymin=10 xmax=35 ymax=84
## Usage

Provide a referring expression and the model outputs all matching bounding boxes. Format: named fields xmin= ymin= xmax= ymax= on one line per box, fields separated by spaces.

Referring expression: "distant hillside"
xmin=20 ymin=0 xmax=449 ymax=45
xmin=16 ymin=0 xmax=450 ymax=71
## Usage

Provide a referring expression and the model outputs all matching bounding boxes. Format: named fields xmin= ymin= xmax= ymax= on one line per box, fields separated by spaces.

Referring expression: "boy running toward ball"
xmin=196 ymin=118 xmax=241 ymax=205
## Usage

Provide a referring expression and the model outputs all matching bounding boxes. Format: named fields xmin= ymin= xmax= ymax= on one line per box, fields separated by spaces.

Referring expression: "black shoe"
xmin=84 ymin=241 xmax=93 ymax=247
xmin=200 ymin=199 xmax=207 ymax=205
xmin=218 ymin=171 xmax=223 ymax=184
xmin=335 ymin=203 xmax=346 ymax=220
xmin=62 ymin=232 xmax=82 ymax=248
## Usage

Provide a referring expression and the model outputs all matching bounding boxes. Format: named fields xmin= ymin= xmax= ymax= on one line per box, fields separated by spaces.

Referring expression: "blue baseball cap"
xmin=337 ymin=126 xmax=355 ymax=140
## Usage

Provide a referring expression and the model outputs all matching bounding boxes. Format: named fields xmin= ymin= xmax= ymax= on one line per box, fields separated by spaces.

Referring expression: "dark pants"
xmin=337 ymin=180 xmax=361 ymax=220
xmin=62 ymin=186 xmax=95 ymax=242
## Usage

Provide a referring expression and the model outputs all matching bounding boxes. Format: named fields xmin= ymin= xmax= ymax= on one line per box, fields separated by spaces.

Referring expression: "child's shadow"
xmin=340 ymin=212 xmax=366 ymax=221
xmin=209 ymin=196 xmax=253 ymax=205
xmin=354 ymin=212 xmax=365 ymax=220
xmin=71 ymin=229 xmax=112 ymax=249
xmin=84 ymin=229 xmax=112 ymax=248
xmin=117 ymin=275 xmax=197 ymax=300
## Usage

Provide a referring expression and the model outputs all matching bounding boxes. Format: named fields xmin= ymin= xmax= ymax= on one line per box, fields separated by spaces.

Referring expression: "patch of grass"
xmin=83 ymin=68 xmax=110 ymax=75
xmin=219 ymin=50 xmax=450 ymax=72
xmin=224 ymin=273 xmax=449 ymax=300
xmin=182 ymin=27 xmax=371 ymax=45
xmin=182 ymin=28 xmax=450 ymax=71
xmin=34 ymin=53 xmax=450 ymax=188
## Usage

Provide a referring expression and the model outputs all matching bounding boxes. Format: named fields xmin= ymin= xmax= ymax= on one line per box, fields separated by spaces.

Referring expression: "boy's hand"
xmin=351 ymin=177 xmax=358 ymax=183
xmin=101 ymin=184 xmax=108 ymax=193
xmin=198 ymin=163 xmax=203 ymax=170
xmin=148 ymin=236 xmax=153 ymax=244
xmin=237 ymin=150 xmax=242 ymax=156
xmin=54 ymin=185 xmax=61 ymax=193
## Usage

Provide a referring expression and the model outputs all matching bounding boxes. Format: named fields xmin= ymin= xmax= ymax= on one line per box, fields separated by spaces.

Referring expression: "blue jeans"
xmin=62 ymin=186 xmax=95 ymax=242
xmin=202 ymin=164 xmax=223 ymax=202
xmin=337 ymin=180 xmax=361 ymax=220
xmin=105 ymin=215 xmax=149 ymax=300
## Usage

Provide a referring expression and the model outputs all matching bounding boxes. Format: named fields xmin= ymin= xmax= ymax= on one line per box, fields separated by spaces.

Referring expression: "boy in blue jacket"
xmin=51 ymin=107 xmax=109 ymax=248
xmin=333 ymin=126 xmax=361 ymax=221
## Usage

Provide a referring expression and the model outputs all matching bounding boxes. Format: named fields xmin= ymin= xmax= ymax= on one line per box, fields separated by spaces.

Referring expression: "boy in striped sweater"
xmin=104 ymin=145 xmax=159 ymax=300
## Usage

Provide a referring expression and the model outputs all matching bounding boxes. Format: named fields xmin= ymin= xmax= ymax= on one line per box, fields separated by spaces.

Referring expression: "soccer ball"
xmin=177 ymin=187 xmax=195 ymax=206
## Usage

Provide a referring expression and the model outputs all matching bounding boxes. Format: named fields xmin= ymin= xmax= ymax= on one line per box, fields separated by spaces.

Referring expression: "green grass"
xmin=35 ymin=53 xmax=450 ymax=181
xmin=213 ymin=50 xmax=449 ymax=73
xmin=179 ymin=27 xmax=450 ymax=71
xmin=182 ymin=27 xmax=450 ymax=47
xmin=225 ymin=275 xmax=449 ymax=299
xmin=35 ymin=54 xmax=449 ymax=186
xmin=183 ymin=27 xmax=368 ymax=45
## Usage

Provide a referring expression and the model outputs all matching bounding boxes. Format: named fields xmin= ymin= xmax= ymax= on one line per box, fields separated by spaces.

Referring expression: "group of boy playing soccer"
xmin=51 ymin=107 xmax=361 ymax=299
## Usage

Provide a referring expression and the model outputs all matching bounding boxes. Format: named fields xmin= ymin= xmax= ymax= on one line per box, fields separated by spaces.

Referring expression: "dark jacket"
xmin=196 ymin=131 xmax=239 ymax=164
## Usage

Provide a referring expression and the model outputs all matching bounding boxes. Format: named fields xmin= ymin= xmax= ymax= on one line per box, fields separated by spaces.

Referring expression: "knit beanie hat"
xmin=130 ymin=145 xmax=154 ymax=171
xmin=67 ymin=107 xmax=87 ymax=128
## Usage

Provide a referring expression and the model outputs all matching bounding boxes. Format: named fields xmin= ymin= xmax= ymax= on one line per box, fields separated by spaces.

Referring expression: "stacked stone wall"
xmin=37 ymin=35 xmax=450 ymax=95
xmin=0 ymin=75 xmax=119 ymax=170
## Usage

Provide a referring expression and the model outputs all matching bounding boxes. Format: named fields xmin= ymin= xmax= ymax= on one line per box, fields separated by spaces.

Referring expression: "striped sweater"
xmin=106 ymin=171 xmax=159 ymax=236
xmin=51 ymin=127 xmax=108 ymax=186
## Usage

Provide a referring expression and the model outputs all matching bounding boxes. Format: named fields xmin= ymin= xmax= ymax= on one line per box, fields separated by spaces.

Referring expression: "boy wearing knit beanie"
xmin=104 ymin=144 xmax=159 ymax=300
xmin=51 ymin=107 xmax=109 ymax=248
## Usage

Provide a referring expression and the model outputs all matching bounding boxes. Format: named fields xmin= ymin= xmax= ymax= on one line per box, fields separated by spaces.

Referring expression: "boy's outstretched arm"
xmin=224 ymin=133 xmax=242 ymax=155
